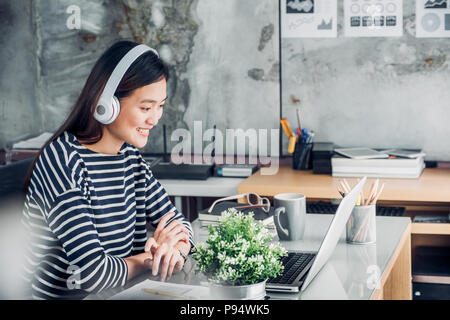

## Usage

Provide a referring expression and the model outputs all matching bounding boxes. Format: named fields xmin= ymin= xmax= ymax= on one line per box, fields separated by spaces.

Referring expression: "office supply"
xmin=109 ymin=279 xmax=209 ymax=300
xmin=151 ymin=162 xmax=214 ymax=180
xmin=306 ymin=130 xmax=315 ymax=144
xmin=266 ymin=177 xmax=366 ymax=293
xmin=312 ymin=142 xmax=334 ymax=174
xmin=382 ymin=148 xmax=426 ymax=159
xmin=296 ymin=108 xmax=302 ymax=133
xmin=149 ymin=124 xmax=214 ymax=180
xmin=280 ymin=117 xmax=295 ymax=138
xmin=346 ymin=205 xmax=376 ymax=244
xmin=274 ymin=193 xmax=306 ymax=241
xmin=334 ymin=147 xmax=389 ymax=160
xmin=143 ymin=288 xmax=194 ymax=299
xmin=331 ymin=154 xmax=425 ymax=178
xmin=281 ymin=118 xmax=297 ymax=154
xmin=413 ymin=214 xmax=450 ymax=223
xmin=214 ymin=164 xmax=258 ymax=178
xmin=292 ymin=139 xmax=312 ymax=170
xmin=288 ymin=136 xmax=297 ymax=154
xmin=305 ymin=202 xmax=405 ymax=217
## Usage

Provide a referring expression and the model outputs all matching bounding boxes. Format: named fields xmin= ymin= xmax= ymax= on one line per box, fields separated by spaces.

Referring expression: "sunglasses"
xmin=208 ymin=193 xmax=271 ymax=213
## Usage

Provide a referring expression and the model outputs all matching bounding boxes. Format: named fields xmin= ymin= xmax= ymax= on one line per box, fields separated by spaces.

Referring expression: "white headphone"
xmin=94 ymin=44 xmax=159 ymax=124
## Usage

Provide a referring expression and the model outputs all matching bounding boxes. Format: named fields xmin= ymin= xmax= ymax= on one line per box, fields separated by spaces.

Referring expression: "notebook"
xmin=198 ymin=201 xmax=274 ymax=227
xmin=266 ymin=176 xmax=366 ymax=293
xmin=334 ymin=147 xmax=389 ymax=159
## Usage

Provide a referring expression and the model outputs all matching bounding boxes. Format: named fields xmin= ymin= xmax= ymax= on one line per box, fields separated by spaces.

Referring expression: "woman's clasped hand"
xmin=144 ymin=212 xmax=191 ymax=281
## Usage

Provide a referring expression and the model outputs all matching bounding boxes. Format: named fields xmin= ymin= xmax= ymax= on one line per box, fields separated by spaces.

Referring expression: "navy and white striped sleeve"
xmin=45 ymin=188 xmax=128 ymax=293
xmin=144 ymin=169 xmax=195 ymax=248
xmin=35 ymin=144 xmax=128 ymax=293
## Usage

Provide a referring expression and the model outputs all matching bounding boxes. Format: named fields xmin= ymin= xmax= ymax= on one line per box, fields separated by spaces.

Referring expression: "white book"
xmin=334 ymin=147 xmax=389 ymax=159
xmin=333 ymin=165 xmax=424 ymax=175
xmin=332 ymin=156 xmax=424 ymax=168
xmin=332 ymin=172 xmax=423 ymax=179
xmin=381 ymin=149 xmax=426 ymax=159
xmin=332 ymin=163 xmax=425 ymax=179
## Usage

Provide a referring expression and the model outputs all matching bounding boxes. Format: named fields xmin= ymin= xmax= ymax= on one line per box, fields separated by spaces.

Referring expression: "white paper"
xmin=416 ymin=0 xmax=450 ymax=37
xmin=344 ymin=0 xmax=403 ymax=37
xmin=281 ymin=0 xmax=337 ymax=38
xmin=12 ymin=132 xmax=53 ymax=150
xmin=110 ymin=279 xmax=209 ymax=300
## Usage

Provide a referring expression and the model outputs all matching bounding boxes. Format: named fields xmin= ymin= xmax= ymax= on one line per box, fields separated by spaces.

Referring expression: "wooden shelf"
xmin=412 ymin=223 xmax=450 ymax=235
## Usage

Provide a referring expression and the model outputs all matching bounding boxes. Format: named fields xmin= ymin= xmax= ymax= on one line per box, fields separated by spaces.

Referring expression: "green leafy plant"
xmin=192 ymin=208 xmax=287 ymax=285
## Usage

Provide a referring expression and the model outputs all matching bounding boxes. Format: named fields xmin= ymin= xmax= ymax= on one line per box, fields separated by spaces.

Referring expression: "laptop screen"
xmin=301 ymin=177 xmax=367 ymax=291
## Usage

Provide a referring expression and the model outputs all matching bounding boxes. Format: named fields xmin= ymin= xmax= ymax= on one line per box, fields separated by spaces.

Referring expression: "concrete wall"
xmin=0 ymin=0 xmax=40 ymax=148
xmin=1 ymin=1 xmax=449 ymax=160
xmin=0 ymin=0 xmax=280 ymax=157
xmin=281 ymin=1 xmax=450 ymax=160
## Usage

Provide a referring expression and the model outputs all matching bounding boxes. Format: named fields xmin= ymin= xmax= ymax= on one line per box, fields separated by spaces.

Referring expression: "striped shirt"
xmin=21 ymin=131 xmax=194 ymax=300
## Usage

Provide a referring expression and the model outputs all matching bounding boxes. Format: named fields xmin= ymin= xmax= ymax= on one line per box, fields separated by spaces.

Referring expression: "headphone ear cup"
xmin=110 ymin=96 xmax=121 ymax=123
xmin=94 ymin=96 xmax=121 ymax=124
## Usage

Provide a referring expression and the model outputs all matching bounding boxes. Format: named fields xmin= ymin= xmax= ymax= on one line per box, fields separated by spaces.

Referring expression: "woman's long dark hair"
xmin=23 ymin=40 xmax=169 ymax=190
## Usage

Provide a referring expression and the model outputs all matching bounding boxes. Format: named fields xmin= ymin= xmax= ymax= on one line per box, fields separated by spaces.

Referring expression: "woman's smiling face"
xmin=106 ymin=78 xmax=167 ymax=149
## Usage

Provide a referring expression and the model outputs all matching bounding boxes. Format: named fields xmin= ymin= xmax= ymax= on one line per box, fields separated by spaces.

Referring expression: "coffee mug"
xmin=274 ymin=193 xmax=306 ymax=241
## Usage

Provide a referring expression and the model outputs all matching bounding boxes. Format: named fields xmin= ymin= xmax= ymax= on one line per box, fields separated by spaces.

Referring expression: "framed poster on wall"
xmin=416 ymin=0 xmax=450 ymax=37
xmin=281 ymin=0 xmax=337 ymax=38
xmin=344 ymin=0 xmax=403 ymax=37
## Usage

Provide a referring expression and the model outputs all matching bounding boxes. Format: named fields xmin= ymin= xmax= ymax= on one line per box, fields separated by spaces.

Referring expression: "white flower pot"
xmin=209 ymin=280 xmax=267 ymax=300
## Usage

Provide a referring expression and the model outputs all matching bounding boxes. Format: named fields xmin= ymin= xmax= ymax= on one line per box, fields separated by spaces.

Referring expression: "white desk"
xmin=96 ymin=214 xmax=411 ymax=300
xmin=192 ymin=214 xmax=411 ymax=300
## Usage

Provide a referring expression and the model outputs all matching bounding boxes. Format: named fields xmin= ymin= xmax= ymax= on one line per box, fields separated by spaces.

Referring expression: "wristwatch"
xmin=178 ymin=249 xmax=188 ymax=262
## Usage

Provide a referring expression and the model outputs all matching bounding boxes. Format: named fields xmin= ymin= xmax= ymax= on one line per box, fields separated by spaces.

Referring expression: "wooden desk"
xmin=238 ymin=166 xmax=450 ymax=298
xmin=238 ymin=167 xmax=450 ymax=233
xmin=237 ymin=166 xmax=450 ymax=205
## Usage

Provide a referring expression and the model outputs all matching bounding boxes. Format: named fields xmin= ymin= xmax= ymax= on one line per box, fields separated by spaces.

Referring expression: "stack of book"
xmin=198 ymin=201 xmax=275 ymax=230
xmin=331 ymin=153 xmax=425 ymax=178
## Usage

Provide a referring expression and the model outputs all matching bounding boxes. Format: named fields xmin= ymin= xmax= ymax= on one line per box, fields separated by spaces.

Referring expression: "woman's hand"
xmin=143 ymin=212 xmax=191 ymax=281
xmin=145 ymin=242 xmax=184 ymax=281
xmin=152 ymin=212 xmax=190 ymax=247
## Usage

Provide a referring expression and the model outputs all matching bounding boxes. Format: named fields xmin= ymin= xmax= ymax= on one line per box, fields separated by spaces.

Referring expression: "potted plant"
xmin=192 ymin=208 xmax=287 ymax=300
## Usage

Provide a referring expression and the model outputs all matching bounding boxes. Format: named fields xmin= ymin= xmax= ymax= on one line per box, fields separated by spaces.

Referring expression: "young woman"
xmin=21 ymin=41 xmax=193 ymax=299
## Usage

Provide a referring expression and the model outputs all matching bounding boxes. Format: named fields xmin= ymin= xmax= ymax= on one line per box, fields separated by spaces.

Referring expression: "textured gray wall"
xmin=0 ymin=0 xmax=279 ymax=156
xmin=184 ymin=0 xmax=279 ymax=156
xmin=33 ymin=0 xmax=202 ymax=154
xmin=1 ymin=1 xmax=450 ymax=160
xmin=0 ymin=0 xmax=39 ymax=148
xmin=281 ymin=1 xmax=450 ymax=161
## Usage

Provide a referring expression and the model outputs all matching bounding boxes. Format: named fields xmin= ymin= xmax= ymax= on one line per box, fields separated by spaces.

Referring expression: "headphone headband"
xmin=95 ymin=44 xmax=159 ymax=124
xmin=101 ymin=44 xmax=159 ymax=101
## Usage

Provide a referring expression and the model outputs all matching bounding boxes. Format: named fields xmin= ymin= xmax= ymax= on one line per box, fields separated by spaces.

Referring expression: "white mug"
xmin=274 ymin=193 xmax=306 ymax=241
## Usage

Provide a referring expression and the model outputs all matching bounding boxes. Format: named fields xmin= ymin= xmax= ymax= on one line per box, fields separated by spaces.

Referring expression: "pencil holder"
xmin=346 ymin=205 xmax=376 ymax=244
xmin=292 ymin=141 xmax=312 ymax=170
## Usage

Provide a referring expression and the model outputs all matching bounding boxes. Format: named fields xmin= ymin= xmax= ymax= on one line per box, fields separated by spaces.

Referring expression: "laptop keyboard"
xmin=268 ymin=252 xmax=315 ymax=285
xmin=306 ymin=202 xmax=405 ymax=217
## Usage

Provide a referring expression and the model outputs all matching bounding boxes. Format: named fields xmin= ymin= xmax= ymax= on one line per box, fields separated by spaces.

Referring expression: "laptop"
xmin=266 ymin=176 xmax=367 ymax=293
